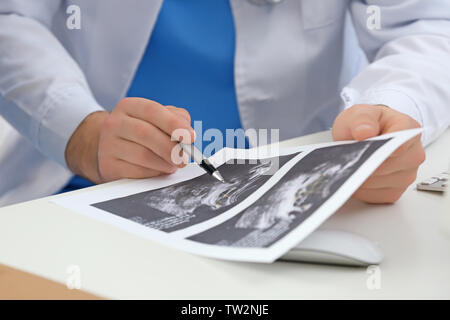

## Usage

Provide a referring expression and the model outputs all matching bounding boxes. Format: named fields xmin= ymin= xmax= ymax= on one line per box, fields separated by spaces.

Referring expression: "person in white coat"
xmin=0 ymin=0 xmax=449 ymax=207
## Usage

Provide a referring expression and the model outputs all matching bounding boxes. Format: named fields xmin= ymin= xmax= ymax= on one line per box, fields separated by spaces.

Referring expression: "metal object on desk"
xmin=444 ymin=186 xmax=450 ymax=234
xmin=442 ymin=163 xmax=450 ymax=236
xmin=416 ymin=172 xmax=448 ymax=192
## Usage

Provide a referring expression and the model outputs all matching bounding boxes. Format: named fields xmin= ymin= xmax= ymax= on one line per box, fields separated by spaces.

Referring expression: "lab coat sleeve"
xmin=345 ymin=0 xmax=450 ymax=145
xmin=0 ymin=1 xmax=104 ymax=168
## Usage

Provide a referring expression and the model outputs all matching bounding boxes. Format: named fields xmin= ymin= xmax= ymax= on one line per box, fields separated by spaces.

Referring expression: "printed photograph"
xmin=188 ymin=139 xmax=389 ymax=248
xmin=92 ymin=154 xmax=298 ymax=232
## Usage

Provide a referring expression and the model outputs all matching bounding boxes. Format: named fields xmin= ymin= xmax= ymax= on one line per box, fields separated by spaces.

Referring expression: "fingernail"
xmin=169 ymin=166 xmax=178 ymax=173
xmin=355 ymin=124 xmax=374 ymax=132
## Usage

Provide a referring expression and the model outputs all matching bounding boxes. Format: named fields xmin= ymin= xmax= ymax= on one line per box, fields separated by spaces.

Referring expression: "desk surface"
xmin=0 ymin=130 xmax=449 ymax=299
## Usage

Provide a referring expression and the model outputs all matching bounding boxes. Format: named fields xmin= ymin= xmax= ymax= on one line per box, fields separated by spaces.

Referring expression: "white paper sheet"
xmin=53 ymin=129 xmax=421 ymax=263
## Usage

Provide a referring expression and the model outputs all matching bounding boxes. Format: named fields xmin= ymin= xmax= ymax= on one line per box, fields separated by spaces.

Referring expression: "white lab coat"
xmin=1 ymin=0 xmax=450 ymax=206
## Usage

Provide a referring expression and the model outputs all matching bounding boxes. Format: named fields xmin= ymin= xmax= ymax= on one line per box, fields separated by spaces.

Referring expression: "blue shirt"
xmin=60 ymin=0 xmax=242 ymax=193
xmin=128 ymin=0 xmax=242 ymax=142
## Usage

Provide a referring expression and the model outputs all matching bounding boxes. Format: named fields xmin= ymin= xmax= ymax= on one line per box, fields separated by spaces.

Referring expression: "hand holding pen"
xmin=179 ymin=143 xmax=225 ymax=183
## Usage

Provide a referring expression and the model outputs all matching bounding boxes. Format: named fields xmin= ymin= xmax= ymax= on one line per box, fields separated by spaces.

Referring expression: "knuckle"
xmin=145 ymin=100 xmax=159 ymax=112
xmin=103 ymin=115 xmax=120 ymax=131
xmin=134 ymin=123 xmax=149 ymax=140
xmin=167 ymin=115 xmax=184 ymax=133
xmin=179 ymin=108 xmax=191 ymax=122
xmin=116 ymin=98 xmax=133 ymax=112
xmin=166 ymin=105 xmax=178 ymax=112
xmin=119 ymin=97 xmax=133 ymax=105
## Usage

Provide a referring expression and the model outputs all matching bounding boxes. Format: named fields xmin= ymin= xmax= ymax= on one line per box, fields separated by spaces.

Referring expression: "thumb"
xmin=333 ymin=105 xmax=382 ymax=141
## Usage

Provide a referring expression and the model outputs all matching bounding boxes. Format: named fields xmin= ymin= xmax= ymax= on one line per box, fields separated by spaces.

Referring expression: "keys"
xmin=417 ymin=172 xmax=449 ymax=192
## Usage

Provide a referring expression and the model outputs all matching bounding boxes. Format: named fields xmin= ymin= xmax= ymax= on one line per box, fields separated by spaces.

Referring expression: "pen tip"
xmin=213 ymin=171 xmax=225 ymax=183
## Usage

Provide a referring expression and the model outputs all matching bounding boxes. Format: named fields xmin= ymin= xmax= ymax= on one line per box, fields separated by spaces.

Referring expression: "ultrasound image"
xmin=92 ymin=154 xmax=297 ymax=232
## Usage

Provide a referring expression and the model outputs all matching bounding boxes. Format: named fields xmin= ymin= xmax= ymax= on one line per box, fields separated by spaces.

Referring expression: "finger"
xmin=122 ymin=98 xmax=195 ymax=143
xmin=113 ymin=159 xmax=164 ymax=180
xmin=165 ymin=106 xmax=197 ymax=143
xmin=376 ymin=107 xmax=422 ymax=156
xmin=359 ymin=168 xmax=418 ymax=190
xmin=111 ymin=138 xmax=178 ymax=173
xmin=352 ymin=187 xmax=405 ymax=204
xmin=390 ymin=134 xmax=421 ymax=158
xmin=332 ymin=105 xmax=382 ymax=141
xmin=170 ymin=143 xmax=191 ymax=167
xmin=373 ymin=141 xmax=425 ymax=175
xmin=115 ymin=115 xmax=182 ymax=166
xmin=381 ymin=110 xmax=421 ymax=134
xmin=382 ymin=117 xmax=422 ymax=158
xmin=100 ymin=158 xmax=162 ymax=181
xmin=165 ymin=106 xmax=191 ymax=124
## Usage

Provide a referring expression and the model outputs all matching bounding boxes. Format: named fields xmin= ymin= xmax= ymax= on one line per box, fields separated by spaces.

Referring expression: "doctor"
xmin=0 ymin=0 xmax=450 ymax=206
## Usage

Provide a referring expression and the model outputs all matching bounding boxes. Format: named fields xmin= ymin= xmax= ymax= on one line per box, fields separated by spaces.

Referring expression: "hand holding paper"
xmin=333 ymin=104 xmax=425 ymax=203
xmin=55 ymin=129 xmax=422 ymax=263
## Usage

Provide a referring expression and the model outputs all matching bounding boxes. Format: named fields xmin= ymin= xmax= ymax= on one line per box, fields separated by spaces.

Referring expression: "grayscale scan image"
xmin=92 ymin=154 xmax=298 ymax=232
xmin=188 ymin=139 xmax=389 ymax=248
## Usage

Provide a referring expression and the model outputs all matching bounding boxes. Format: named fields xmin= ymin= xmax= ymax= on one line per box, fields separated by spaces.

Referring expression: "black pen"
xmin=179 ymin=143 xmax=225 ymax=183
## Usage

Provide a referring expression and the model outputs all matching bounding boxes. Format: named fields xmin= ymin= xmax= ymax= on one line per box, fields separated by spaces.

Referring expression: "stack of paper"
xmin=53 ymin=129 xmax=421 ymax=262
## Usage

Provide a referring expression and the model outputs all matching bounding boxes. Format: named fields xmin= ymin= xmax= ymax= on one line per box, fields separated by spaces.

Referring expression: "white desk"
xmin=1 ymin=129 xmax=449 ymax=299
